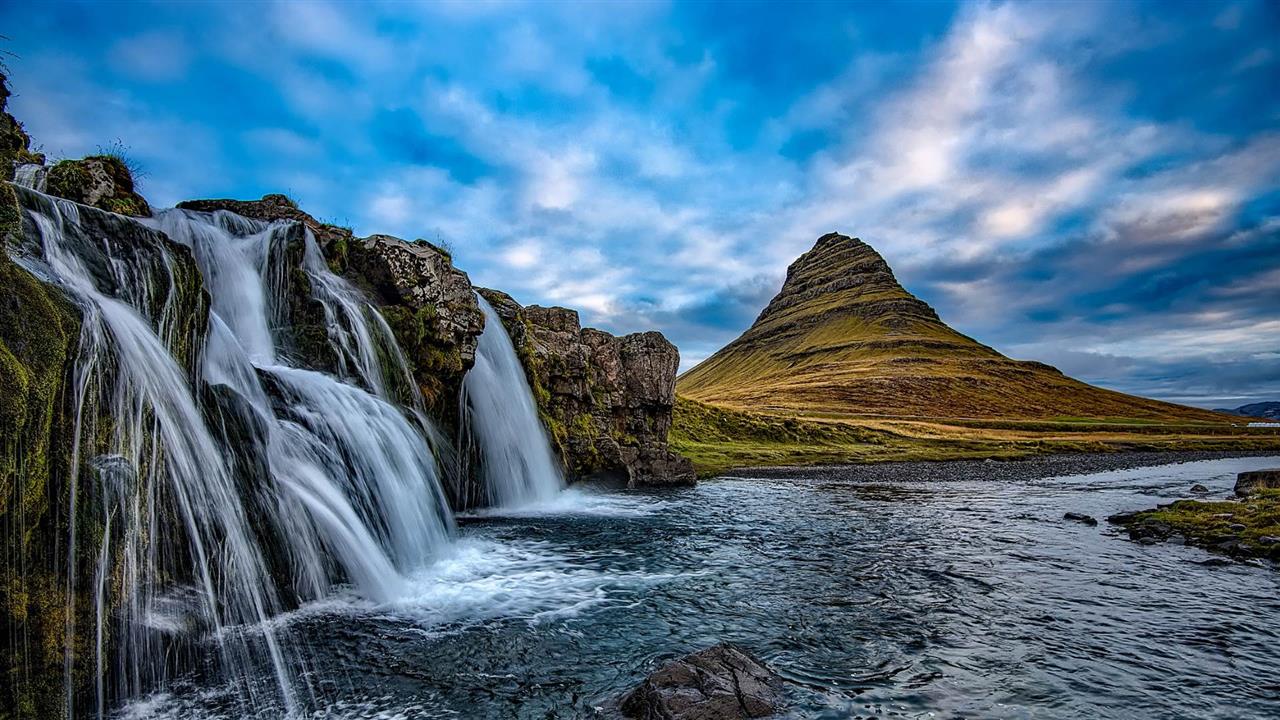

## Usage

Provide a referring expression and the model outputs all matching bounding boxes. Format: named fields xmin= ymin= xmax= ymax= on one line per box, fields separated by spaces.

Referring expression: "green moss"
xmin=0 ymin=252 xmax=82 ymax=718
xmin=327 ymin=234 xmax=349 ymax=274
xmin=14 ymin=149 xmax=44 ymax=165
xmin=0 ymin=183 xmax=21 ymax=244
xmin=380 ymin=303 xmax=467 ymax=410
xmin=43 ymin=156 xmax=150 ymax=217
xmin=1118 ymin=491 xmax=1280 ymax=560
xmin=45 ymin=159 xmax=91 ymax=201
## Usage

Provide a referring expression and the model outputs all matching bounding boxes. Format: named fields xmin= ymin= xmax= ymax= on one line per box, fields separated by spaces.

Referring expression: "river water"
xmin=121 ymin=454 xmax=1280 ymax=719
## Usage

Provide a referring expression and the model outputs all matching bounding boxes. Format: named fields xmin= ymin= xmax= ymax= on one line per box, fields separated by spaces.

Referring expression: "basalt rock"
xmin=478 ymin=288 xmax=695 ymax=487
xmin=0 ymin=74 xmax=43 ymax=186
xmin=621 ymin=643 xmax=782 ymax=719
xmin=344 ymin=233 xmax=484 ymax=414
xmin=3 ymin=185 xmax=210 ymax=718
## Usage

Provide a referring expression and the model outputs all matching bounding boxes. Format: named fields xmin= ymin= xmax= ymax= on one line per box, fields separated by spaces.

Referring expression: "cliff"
xmin=479 ymin=288 xmax=695 ymax=487
xmin=0 ymin=69 xmax=693 ymax=716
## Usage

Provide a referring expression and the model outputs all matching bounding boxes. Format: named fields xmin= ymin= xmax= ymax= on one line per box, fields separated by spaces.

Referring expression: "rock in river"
xmin=1235 ymin=469 xmax=1280 ymax=497
xmin=621 ymin=643 xmax=781 ymax=719
xmin=1063 ymin=512 xmax=1098 ymax=526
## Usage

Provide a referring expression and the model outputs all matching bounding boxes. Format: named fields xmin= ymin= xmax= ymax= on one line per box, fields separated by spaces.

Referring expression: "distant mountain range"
xmin=678 ymin=233 xmax=1227 ymax=423
xmin=1214 ymin=402 xmax=1280 ymax=420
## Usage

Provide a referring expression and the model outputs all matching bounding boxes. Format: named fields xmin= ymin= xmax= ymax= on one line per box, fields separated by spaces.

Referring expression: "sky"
xmin=3 ymin=0 xmax=1278 ymax=409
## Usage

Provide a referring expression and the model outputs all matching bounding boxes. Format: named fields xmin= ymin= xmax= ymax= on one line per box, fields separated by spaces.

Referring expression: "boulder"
xmin=45 ymin=156 xmax=151 ymax=217
xmin=1190 ymin=483 xmax=1210 ymax=494
xmin=478 ymin=288 xmax=695 ymax=488
xmin=1235 ymin=469 xmax=1280 ymax=497
xmin=621 ymin=643 xmax=781 ymax=720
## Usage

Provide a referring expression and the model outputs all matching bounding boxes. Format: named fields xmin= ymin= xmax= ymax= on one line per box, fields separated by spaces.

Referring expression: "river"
xmin=121 ymin=453 xmax=1280 ymax=719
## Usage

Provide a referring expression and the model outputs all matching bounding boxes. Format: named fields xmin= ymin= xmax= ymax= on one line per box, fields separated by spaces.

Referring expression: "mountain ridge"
xmin=1214 ymin=402 xmax=1280 ymax=420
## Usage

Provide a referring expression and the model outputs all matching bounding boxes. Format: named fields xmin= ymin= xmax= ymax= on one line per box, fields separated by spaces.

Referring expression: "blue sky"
xmin=3 ymin=0 xmax=1278 ymax=408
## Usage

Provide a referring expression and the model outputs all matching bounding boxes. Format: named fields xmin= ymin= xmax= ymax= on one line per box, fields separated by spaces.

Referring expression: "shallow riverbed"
xmin=123 ymin=454 xmax=1280 ymax=719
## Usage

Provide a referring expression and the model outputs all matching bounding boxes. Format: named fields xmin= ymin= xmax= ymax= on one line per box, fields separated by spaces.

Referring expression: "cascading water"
xmin=146 ymin=208 xmax=455 ymax=599
xmin=14 ymin=162 xmax=46 ymax=192
xmin=11 ymin=183 xmax=456 ymax=717
xmin=461 ymin=295 xmax=566 ymax=507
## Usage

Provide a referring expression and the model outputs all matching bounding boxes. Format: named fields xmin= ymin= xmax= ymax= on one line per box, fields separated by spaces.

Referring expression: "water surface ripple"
xmin=124 ymin=455 xmax=1280 ymax=719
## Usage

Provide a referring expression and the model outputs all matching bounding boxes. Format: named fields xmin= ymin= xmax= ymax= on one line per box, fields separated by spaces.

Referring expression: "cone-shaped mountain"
xmin=678 ymin=233 xmax=1225 ymax=422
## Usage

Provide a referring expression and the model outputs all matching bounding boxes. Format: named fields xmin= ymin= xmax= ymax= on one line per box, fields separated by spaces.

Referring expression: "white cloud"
xmin=501 ymin=239 xmax=541 ymax=269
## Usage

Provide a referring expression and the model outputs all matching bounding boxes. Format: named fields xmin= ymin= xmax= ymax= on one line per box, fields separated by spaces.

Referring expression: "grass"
xmin=1112 ymin=490 xmax=1280 ymax=560
xmin=669 ymin=396 xmax=1280 ymax=477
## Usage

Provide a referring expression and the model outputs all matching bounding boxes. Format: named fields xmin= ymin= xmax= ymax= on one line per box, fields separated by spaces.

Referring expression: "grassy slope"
xmin=669 ymin=397 xmax=1280 ymax=477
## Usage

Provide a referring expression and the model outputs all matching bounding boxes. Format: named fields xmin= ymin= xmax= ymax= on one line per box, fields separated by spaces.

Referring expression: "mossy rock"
xmin=0 ymin=251 xmax=84 ymax=718
xmin=45 ymin=156 xmax=151 ymax=217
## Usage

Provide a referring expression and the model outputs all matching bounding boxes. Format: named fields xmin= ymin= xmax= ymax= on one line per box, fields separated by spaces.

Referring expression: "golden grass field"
xmin=669 ymin=397 xmax=1280 ymax=477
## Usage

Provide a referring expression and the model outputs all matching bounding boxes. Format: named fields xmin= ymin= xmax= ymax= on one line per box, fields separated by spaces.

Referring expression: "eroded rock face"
xmin=621 ymin=643 xmax=782 ymax=720
xmin=346 ymin=233 xmax=484 ymax=387
xmin=479 ymin=289 xmax=695 ymax=487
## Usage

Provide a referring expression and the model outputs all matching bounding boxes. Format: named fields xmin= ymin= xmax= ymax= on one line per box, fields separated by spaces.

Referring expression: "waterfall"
xmin=462 ymin=295 xmax=566 ymax=507
xmin=146 ymin=208 xmax=455 ymax=597
xmin=12 ymin=187 xmax=454 ymax=717
xmin=14 ymin=162 xmax=47 ymax=192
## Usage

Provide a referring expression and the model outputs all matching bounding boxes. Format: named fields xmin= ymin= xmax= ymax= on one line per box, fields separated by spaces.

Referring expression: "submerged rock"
xmin=1063 ymin=512 xmax=1098 ymax=526
xmin=1190 ymin=483 xmax=1210 ymax=494
xmin=478 ymin=288 xmax=695 ymax=488
xmin=621 ymin=643 xmax=781 ymax=719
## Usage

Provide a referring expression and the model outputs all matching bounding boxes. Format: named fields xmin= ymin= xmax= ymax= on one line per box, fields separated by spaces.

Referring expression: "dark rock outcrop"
xmin=1235 ymin=469 xmax=1280 ymax=497
xmin=479 ymin=288 xmax=695 ymax=487
xmin=2 ymin=183 xmax=210 ymax=718
xmin=621 ymin=643 xmax=781 ymax=720
xmin=345 ymin=234 xmax=484 ymax=412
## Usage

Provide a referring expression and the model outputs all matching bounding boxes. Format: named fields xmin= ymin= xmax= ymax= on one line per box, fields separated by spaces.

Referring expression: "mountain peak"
xmin=678 ymin=233 xmax=1225 ymax=423
xmin=754 ymin=232 xmax=940 ymax=330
